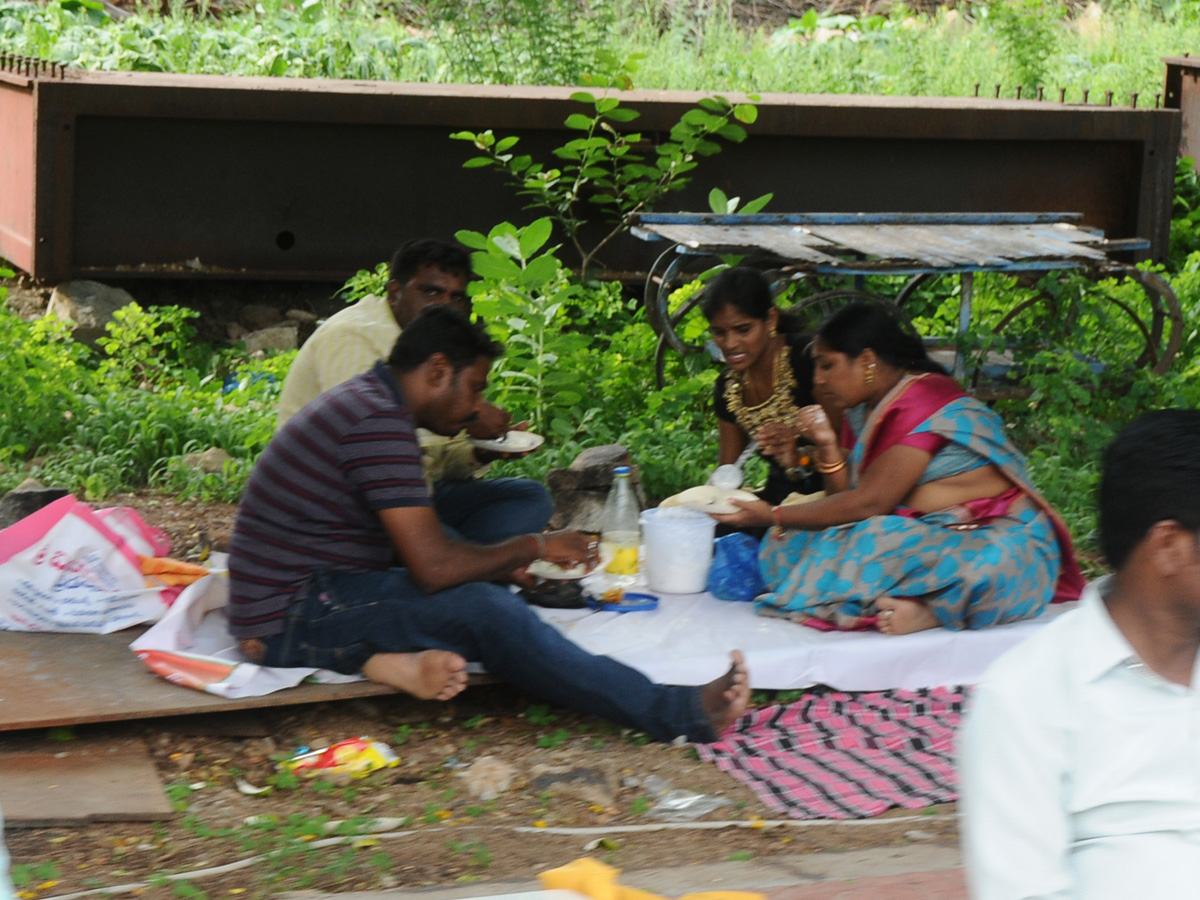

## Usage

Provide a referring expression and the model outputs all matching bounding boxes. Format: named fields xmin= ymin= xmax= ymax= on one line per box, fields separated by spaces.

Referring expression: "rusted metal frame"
xmin=1134 ymin=96 xmax=1184 ymax=261
xmin=1163 ymin=56 xmax=1199 ymax=173
xmin=0 ymin=80 xmax=35 ymax=272
xmin=5 ymin=73 xmax=1181 ymax=279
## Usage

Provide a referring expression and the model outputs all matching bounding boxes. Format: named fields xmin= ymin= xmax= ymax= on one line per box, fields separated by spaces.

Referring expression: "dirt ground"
xmin=2 ymin=493 xmax=957 ymax=900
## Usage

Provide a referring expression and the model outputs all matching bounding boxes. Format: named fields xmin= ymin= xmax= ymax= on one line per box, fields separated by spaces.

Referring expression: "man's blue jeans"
xmin=433 ymin=477 xmax=553 ymax=543
xmin=259 ymin=569 xmax=717 ymax=744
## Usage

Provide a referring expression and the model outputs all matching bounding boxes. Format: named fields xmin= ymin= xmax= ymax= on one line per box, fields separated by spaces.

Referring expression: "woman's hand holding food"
xmin=755 ymin=421 xmax=802 ymax=468
xmin=710 ymin=498 xmax=774 ymax=529
xmin=796 ymin=404 xmax=838 ymax=449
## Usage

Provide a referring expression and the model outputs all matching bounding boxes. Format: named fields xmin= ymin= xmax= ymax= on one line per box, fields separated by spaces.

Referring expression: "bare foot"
xmin=699 ymin=650 xmax=751 ymax=740
xmin=876 ymin=597 xmax=940 ymax=636
xmin=362 ymin=650 xmax=468 ymax=701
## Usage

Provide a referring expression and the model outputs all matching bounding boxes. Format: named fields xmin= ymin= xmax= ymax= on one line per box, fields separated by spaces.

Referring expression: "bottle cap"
xmin=613 ymin=465 xmax=631 ymax=475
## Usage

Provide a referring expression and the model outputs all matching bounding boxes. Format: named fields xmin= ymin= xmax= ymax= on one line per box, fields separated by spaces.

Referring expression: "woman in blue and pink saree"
xmin=711 ymin=301 xmax=1084 ymax=635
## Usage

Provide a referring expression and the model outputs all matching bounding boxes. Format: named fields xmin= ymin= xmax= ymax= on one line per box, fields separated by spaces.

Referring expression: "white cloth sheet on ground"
xmin=130 ymin=553 xmax=1074 ymax=697
xmin=128 ymin=555 xmax=361 ymax=698
xmin=535 ymin=592 xmax=1076 ymax=691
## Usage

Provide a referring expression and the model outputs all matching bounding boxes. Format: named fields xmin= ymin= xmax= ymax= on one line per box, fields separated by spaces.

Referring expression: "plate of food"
xmin=469 ymin=430 xmax=545 ymax=454
xmin=527 ymin=559 xmax=592 ymax=580
xmin=659 ymin=485 xmax=759 ymax=515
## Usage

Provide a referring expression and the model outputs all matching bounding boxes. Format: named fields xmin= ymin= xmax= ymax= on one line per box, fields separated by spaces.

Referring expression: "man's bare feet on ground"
xmin=362 ymin=650 xmax=468 ymax=701
xmin=699 ymin=649 xmax=751 ymax=740
xmin=876 ymin=597 xmax=940 ymax=636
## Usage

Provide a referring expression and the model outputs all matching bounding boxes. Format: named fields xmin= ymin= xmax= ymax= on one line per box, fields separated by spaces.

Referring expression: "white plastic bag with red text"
xmin=0 ymin=496 xmax=168 ymax=633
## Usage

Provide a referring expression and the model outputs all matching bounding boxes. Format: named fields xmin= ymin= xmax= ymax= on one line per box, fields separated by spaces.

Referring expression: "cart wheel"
xmin=782 ymin=289 xmax=895 ymax=328
xmin=652 ymin=281 xmax=711 ymax=388
xmin=982 ymin=265 xmax=1183 ymax=383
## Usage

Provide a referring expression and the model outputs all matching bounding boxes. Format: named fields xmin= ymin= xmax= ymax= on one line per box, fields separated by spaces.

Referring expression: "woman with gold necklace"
xmin=702 ymin=267 xmax=824 ymax=507
xmin=712 ymin=300 xmax=1084 ymax=635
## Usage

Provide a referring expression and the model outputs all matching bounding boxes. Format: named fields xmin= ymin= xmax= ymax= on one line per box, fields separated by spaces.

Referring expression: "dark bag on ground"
xmin=520 ymin=579 xmax=586 ymax=609
xmin=706 ymin=533 xmax=767 ymax=602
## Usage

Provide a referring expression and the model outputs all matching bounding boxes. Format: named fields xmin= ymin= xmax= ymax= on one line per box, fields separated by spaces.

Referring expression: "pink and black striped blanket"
xmin=696 ymin=687 xmax=967 ymax=819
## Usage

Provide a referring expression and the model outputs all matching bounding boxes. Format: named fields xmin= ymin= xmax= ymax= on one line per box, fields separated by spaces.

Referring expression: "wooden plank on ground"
xmin=0 ymin=628 xmax=397 ymax=732
xmin=0 ymin=735 xmax=172 ymax=825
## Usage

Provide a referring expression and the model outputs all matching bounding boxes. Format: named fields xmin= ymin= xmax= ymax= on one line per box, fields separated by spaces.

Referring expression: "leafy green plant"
xmin=629 ymin=796 xmax=651 ymax=815
xmin=11 ymin=860 xmax=61 ymax=888
xmin=446 ymin=839 xmax=493 ymax=869
xmin=339 ymin=261 xmax=390 ymax=304
xmin=419 ymin=0 xmax=616 ymax=85
xmin=984 ymin=0 xmax=1062 ymax=92
xmin=537 ymin=728 xmax=571 ymax=749
xmin=458 ymin=219 xmax=594 ymax=436
xmin=452 ymin=86 xmax=762 ymax=275
xmin=96 ymin=302 xmax=209 ymax=389
xmin=524 ymin=704 xmax=559 ymax=726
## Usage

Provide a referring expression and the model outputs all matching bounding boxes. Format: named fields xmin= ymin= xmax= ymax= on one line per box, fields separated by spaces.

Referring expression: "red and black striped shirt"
xmin=228 ymin=361 xmax=430 ymax=638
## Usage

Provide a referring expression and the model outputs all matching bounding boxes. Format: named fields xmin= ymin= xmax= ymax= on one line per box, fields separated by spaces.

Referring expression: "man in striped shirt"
xmin=230 ymin=306 xmax=750 ymax=742
xmin=275 ymin=239 xmax=552 ymax=546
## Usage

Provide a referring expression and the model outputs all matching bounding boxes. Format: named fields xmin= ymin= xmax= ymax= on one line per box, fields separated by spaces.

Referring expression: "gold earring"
xmin=865 ymin=363 xmax=876 ymax=387
xmin=768 ymin=325 xmax=777 ymax=338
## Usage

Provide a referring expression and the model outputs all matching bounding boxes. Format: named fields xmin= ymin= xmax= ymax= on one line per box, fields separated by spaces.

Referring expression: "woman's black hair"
xmin=699 ymin=267 xmax=804 ymax=334
xmin=815 ymin=300 xmax=946 ymax=374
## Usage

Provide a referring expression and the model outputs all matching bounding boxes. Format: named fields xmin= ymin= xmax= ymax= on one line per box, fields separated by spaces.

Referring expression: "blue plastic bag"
xmin=706 ymin=533 xmax=767 ymax=602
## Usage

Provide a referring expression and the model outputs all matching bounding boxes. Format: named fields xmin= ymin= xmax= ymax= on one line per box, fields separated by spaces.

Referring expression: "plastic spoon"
xmin=708 ymin=440 xmax=759 ymax=490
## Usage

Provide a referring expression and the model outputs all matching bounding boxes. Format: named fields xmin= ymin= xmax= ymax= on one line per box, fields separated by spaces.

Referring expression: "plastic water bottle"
xmin=601 ymin=465 xmax=640 ymax=591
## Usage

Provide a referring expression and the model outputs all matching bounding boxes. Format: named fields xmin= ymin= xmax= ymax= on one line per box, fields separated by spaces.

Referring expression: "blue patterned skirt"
xmin=756 ymin=506 xmax=1061 ymax=630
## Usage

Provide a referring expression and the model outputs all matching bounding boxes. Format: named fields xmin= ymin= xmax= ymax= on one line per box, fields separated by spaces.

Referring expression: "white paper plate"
xmin=660 ymin=485 xmax=759 ymax=515
xmin=527 ymin=559 xmax=593 ymax=580
xmin=470 ymin=430 xmax=545 ymax=453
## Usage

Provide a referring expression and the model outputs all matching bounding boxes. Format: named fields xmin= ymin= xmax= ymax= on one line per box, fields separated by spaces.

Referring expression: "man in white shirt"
xmin=276 ymin=240 xmax=552 ymax=543
xmin=959 ymin=408 xmax=1200 ymax=900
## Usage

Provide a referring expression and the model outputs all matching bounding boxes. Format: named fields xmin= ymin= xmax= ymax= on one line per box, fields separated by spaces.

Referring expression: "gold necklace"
xmin=723 ymin=344 xmax=799 ymax=439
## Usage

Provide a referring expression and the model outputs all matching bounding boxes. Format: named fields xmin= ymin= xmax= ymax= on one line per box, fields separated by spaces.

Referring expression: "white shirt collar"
xmin=1075 ymin=577 xmax=1142 ymax=684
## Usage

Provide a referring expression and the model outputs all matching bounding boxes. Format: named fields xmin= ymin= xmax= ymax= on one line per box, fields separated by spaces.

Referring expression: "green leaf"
xmin=680 ymin=108 xmax=716 ymax=127
xmin=733 ymin=104 xmax=759 ymax=124
xmin=455 ymin=230 xmax=489 ymax=250
xmin=462 ymin=157 xmax=493 ymax=169
xmin=495 ymin=136 xmax=520 ymax=153
xmin=518 ymin=218 xmax=554 ymax=259
xmin=605 ymin=107 xmax=640 ymax=123
xmin=738 ymin=193 xmax=774 ymax=214
xmin=565 ymin=113 xmax=595 ymax=131
xmin=449 ymin=131 xmax=478 ymax=141
xmin=708 ymin=187 xmax=729 ymax=214
xmin=491 ymin=233 xmax=522 ymax=260
xmin=522 ymin=255 xmax=560 ymax=286
xmin=569 ymin=91 xmax=596 ymax=104
xmin=716 ymin=123 xmax=747 ymax=142
xmin=595 ymin=97 xmax=620 ymax=113
xmin=472 ymin=254 xmax=522 ymax=282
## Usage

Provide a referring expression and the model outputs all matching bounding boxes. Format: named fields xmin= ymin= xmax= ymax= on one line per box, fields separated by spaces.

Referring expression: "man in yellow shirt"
xmin=276 ymin=239 xmax=552 ymax=543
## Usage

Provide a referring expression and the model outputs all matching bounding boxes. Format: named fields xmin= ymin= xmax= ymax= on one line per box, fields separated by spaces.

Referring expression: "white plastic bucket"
xmin=639 ymin=506 xmax=716 ymax=594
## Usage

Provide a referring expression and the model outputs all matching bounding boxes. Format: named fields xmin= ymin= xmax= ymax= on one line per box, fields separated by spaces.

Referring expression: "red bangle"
xmin=772 ymin=506 xmax=784 ymax=528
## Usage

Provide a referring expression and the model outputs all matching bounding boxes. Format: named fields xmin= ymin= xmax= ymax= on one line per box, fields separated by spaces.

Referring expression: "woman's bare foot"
xmin=876 ymin=597 xmax=940 ymax=636
xmin=362 ymin=650 xmax=468 ymax=701
xmin=699 ymin=650 xmax=751 ymax=740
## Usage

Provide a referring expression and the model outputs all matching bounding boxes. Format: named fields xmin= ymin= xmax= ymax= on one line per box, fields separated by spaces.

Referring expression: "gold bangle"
xmin=817 ymin=458 xmax=846 ymax=475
